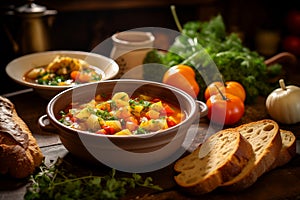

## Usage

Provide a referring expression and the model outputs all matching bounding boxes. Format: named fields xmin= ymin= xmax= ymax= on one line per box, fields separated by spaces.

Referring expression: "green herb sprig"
xmin=24 ymin=159 xmax=162 ymax=200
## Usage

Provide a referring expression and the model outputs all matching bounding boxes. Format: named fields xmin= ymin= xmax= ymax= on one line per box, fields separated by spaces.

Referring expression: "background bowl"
xmin=46 ymin=79 xmax=206 ymax=173
xmin=6 ymin=50 xmax=119 ymax=99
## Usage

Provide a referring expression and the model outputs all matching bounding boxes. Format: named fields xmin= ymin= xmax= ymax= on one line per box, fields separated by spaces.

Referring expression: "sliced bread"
xmin=270 ymin=129 xmax=296 ymax=169
xmin=221 ymin=119 xmax=282 ymax=191
xmin=174 ymin=129 xmax=254 ymax=195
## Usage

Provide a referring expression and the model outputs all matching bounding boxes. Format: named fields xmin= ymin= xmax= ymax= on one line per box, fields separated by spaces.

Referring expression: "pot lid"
xmin=15 ymin=0 xmax=46 ymax=14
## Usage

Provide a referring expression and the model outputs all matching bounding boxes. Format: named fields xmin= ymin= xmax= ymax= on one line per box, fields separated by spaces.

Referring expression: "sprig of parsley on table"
xmin=24 ymin=160 xmax=162 ymax=200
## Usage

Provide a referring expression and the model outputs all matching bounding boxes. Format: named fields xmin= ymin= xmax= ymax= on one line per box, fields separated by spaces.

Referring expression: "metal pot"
xmin=3 ymin=0 xmax=57 ymax=55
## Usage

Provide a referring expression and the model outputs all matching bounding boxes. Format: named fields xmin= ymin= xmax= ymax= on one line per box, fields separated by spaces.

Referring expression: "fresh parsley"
xmin=24 ymin=159 xmax=162 ymax=200
xmin=143 ymin=15 xmax=282 ymax=103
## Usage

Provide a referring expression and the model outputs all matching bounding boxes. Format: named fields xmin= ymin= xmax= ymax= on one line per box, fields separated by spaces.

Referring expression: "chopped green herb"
xmin=133 ymin=127 xmax=148 ymax=135
xmin=96 ymin=109 xmax=116 ymax=120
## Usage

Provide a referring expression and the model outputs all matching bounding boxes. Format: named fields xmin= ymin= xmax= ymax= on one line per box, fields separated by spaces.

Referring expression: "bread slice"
xmin=174 ymin=129 xmax=254 ymax=195
xmin=270 ymin=129 xmax=296 ymax=169
xmin=221 ymin=119 xmax=282 ymax=191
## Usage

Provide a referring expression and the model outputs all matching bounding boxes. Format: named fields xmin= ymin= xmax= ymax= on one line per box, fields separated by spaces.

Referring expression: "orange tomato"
xmin=204 ymin=81 xmax=246 ymax=102
xmin=206 ymin=92 xmax=244 ymax=125
xmin=163 ymin=64 xmax=199 ymax=99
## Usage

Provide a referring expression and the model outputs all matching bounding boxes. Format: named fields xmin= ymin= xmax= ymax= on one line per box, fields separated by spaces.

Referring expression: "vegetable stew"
xmin=58 ymin=92 xmax=185 ymax=135
xmin=24 ymin=56 xmax=104 ymax=86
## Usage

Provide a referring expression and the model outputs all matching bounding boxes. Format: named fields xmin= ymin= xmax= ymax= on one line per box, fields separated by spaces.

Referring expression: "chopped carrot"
xmin=163 ymin=104 xmax=175 ymax=116
xmin=70 ymin=70 xmax=80 ymax=80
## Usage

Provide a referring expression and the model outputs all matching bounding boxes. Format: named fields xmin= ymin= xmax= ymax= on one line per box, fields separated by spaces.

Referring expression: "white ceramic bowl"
xmin=6 ymin=50 xmax=119 ymax=99
xmin=45 ymin=79 xmax=207 ymax=173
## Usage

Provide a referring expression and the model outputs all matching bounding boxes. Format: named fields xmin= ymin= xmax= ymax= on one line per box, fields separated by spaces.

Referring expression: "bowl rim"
xmin=46 ymin=79 xmax=200 ymax=139
xmin=5 ymin=50 xmax=119 ymax=90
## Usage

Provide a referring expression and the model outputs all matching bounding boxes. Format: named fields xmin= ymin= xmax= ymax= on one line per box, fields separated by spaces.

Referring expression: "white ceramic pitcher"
xmin=110 ymin=31 xmax=155 ymax=79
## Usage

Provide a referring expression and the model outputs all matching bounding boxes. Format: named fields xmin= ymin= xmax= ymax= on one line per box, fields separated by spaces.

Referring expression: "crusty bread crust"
xmin=270 ymin=129 xmax=296 ymax=169
xmin=174 ymin=129 xmax=254 ymax=195
xmin=221 ymin=119 xmax=282 ymax=191
xmin=0 ymin=96 xmax=43 ymax=178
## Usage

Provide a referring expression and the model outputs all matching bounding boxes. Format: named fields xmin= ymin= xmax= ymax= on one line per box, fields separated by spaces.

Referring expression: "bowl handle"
xmin=195 ymin=100 xmax=208 ymax=118
xmin=38 ymin=114 xmax=57 ymax=132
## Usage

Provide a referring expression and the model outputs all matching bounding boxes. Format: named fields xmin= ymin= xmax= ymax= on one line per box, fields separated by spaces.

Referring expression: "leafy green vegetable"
xmin=144 ymin=15 xmax=282 ymax=103
xmin=24 ymin=159 xmax=162 ymax=200
xmin=143 ymin=50 xmax=168 ymax=82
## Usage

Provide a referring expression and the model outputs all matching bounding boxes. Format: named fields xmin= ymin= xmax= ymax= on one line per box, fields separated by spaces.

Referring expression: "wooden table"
xmin=0 ymin=87 xmax=300 ymax=200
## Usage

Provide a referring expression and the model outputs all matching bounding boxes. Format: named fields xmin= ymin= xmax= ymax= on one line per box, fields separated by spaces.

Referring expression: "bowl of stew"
xmin=6 ymin=50 xmax=119 ymax=99
xmin=45 ymin=79 xmax=207 ymax=172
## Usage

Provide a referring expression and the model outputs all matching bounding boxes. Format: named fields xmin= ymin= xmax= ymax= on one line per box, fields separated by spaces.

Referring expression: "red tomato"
xmin=206 ymin=93 xmax=244 ymax=125
xmin=102 ymin=125 xmax=115 ymax=135
xmin=204 ymin=82 xmax=224 ymax=101
xmin=204 ymin=81 xmax=246 ymax=102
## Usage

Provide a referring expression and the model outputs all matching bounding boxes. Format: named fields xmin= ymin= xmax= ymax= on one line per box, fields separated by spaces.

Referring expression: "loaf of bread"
xmin=174 ymin=129 xmax=254 ymax=194
xmin=0 ymin=96 xmax=43 ymax=178
xmin=221 ymin=119 xmax=282 ymax=191
xmin=270 ymin=129 xmax=296 ymax=169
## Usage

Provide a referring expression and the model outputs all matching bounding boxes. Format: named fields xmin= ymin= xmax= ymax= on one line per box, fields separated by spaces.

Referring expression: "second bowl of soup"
xmin=6 ymin=50 xmax=119 ymax=99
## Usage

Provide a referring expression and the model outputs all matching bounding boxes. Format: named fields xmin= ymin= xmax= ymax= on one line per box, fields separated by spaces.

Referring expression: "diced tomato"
xmin=166 ymin=117 xmax=177 ymax=127
xmin=102 ymin=125 xmax=115 ymax=135
xmin=163 ymin=104 xmax=175 ymax=116
xmin=70 ymin=116 xmax=77 ymax=122
xmin=145 ymin=112 xmax=152 ymax=120
xmin=65 ymin=113 xmax=77 ymax=122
